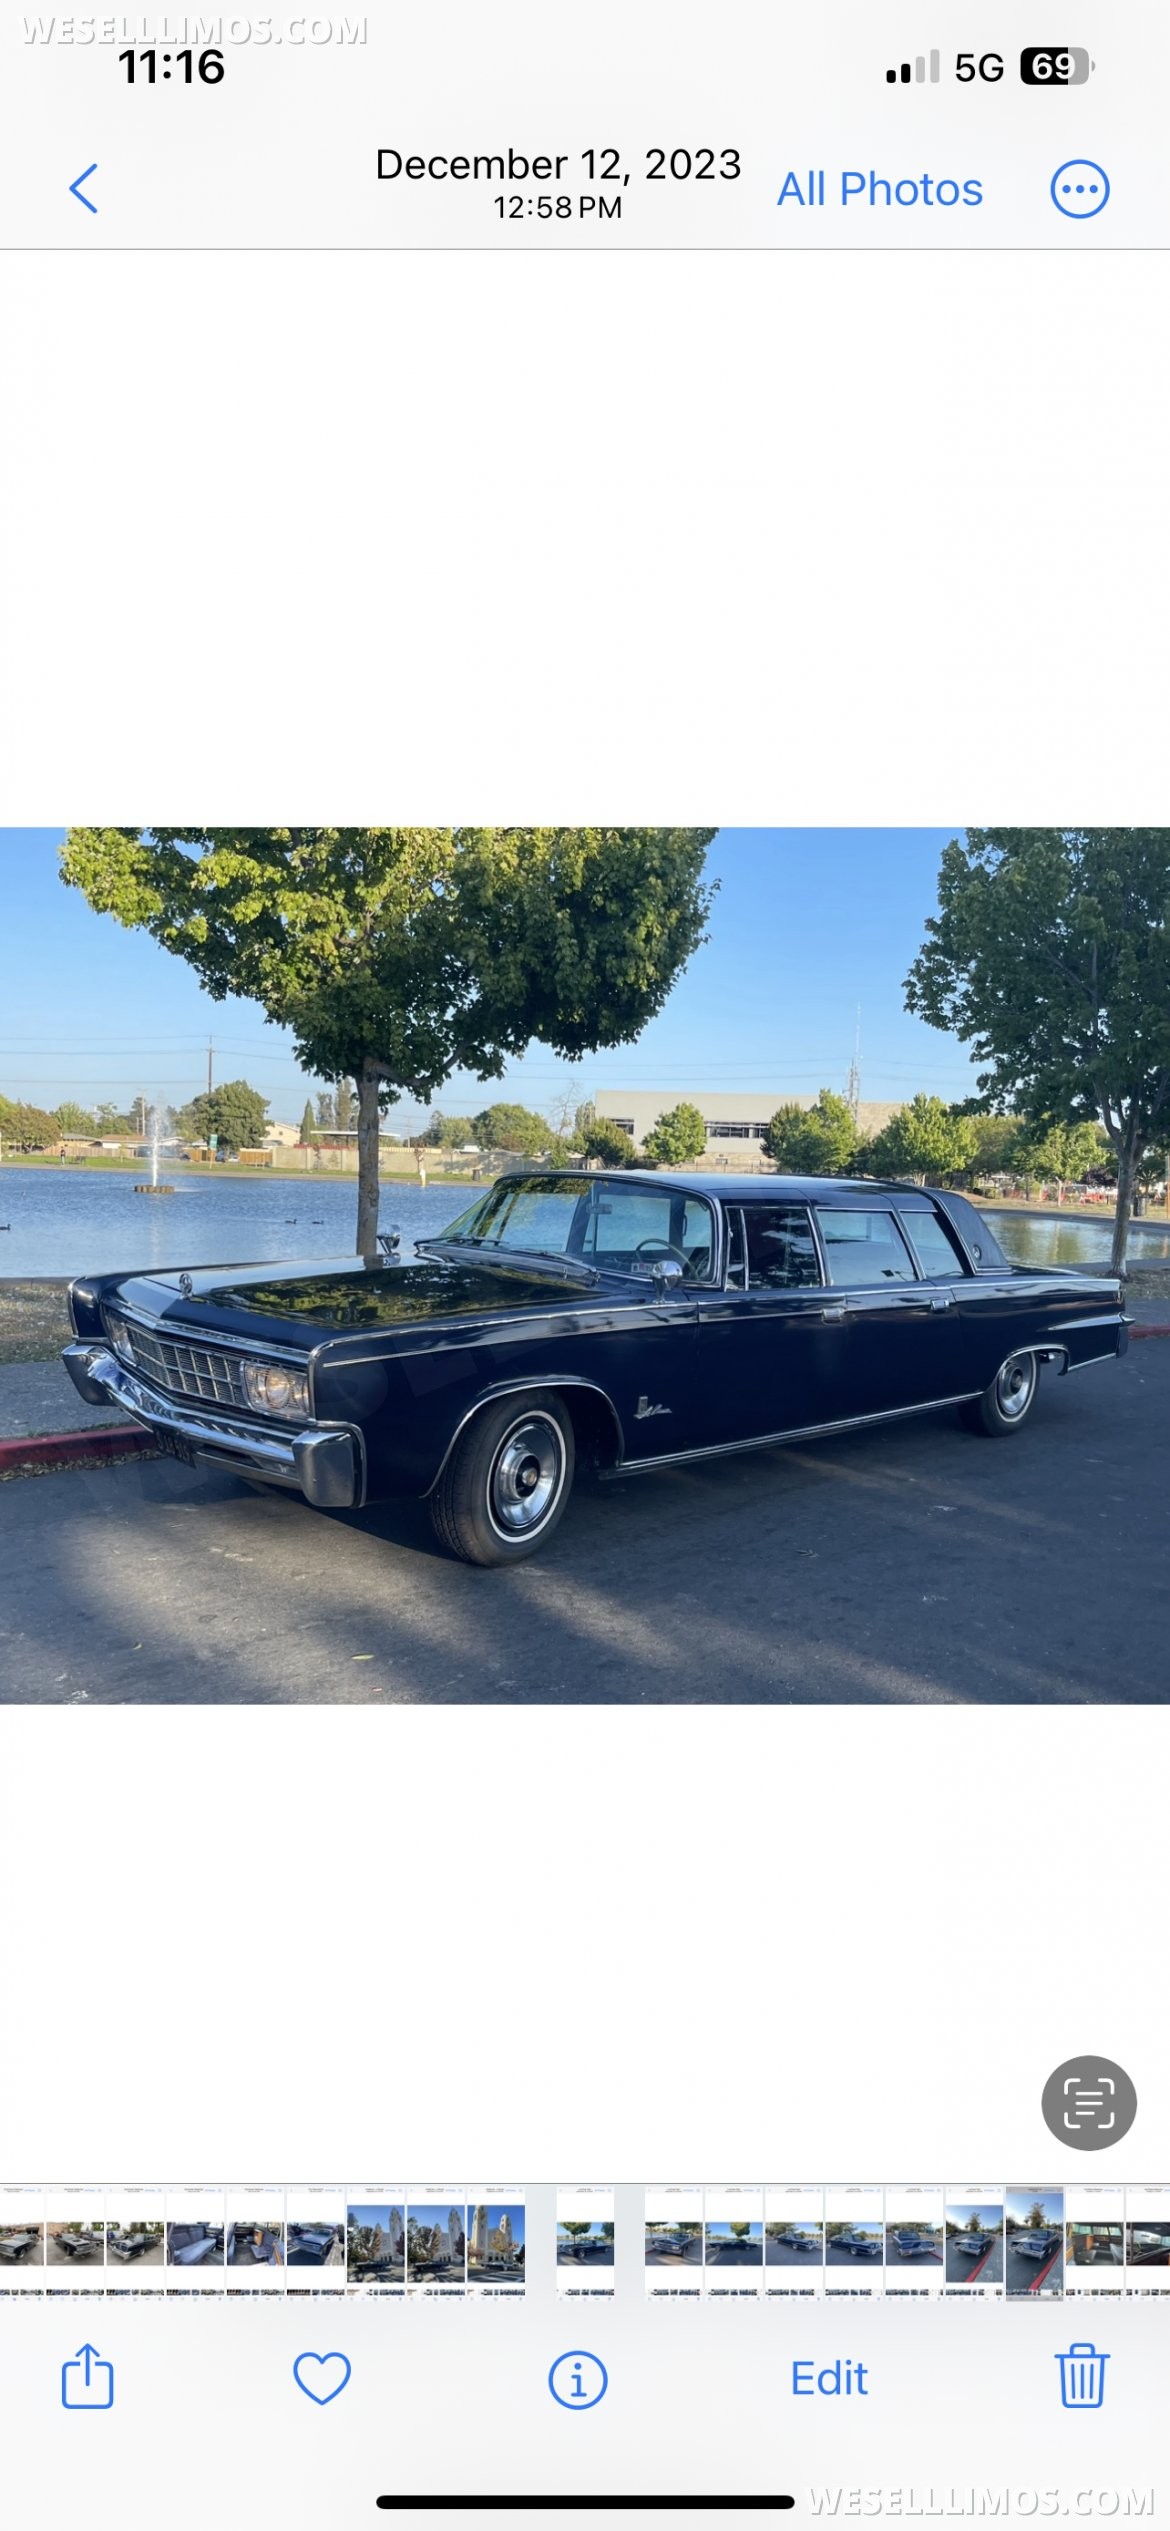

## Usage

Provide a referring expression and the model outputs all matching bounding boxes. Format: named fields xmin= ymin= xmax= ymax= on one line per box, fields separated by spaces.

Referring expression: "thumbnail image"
xmin=1067 ymin=2221 xmax=1123 ymax=2268
xmin=287 ymin=2222 xmax=344 ymax=2269
xmin=886 ymin=2221 xmax=944 ymax=2267
xmin=107 ymin=2223 xmax=164 ymax=2266
xmin=645 ymin=2221 xmax=703 ymax=2270
xmin=0 ymin=2223 xmax=45 ymax=2266
xmin=166 ymin=2221 xmax=225 ymax=2268
xmin=467 ymin=2204 xmax=524 ymax=2282
xmin=557 ymin=2222 xmax=615 ymax=2267
xmin=1006 ymin=2191 xmax=1064 ymax=2294
xmin=1126 ymin=2221 xmax=1170 ymax=2269
xmin=226 ymin=2217 xmax=285 ymax=2267
xmin=945 ymin=2207 xmax=1003 ymax=2285
xmin=825 ymin=2221 xmax=883 ymax=2267
xmin=704 ymin=2221 xmax=764 ymax=2268
xmin=347 ymin=2205 xmax=405 ymax=2285
xmin=407 ymin=2206 xmax=466 ymax=2283
xmin=765 ymin=2221 xmax=824 ymax=2267
xmin=46 ymin=2223 xmax=105 ymax=2266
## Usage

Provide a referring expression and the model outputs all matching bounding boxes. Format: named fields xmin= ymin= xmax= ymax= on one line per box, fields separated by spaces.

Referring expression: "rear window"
xmin=815 ymin=1208 xmax=916 ymax=1287
xmin=897 ymin=1208 xmax=967 ymax=1279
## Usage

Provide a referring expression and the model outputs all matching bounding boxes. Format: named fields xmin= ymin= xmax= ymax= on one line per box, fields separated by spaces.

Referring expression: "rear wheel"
xmin=429 ymin=1391 xmax=576 ymax=1566
xmin=959 ymin=1351 xmax=1039 ymax=1436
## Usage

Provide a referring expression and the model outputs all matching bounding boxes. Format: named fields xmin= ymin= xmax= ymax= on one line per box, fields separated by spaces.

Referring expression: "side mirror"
xmin=376 ymin=1227 xmax=402 ymax=1260
xmin=651 ymin=1257 xmax=686 ymax=1294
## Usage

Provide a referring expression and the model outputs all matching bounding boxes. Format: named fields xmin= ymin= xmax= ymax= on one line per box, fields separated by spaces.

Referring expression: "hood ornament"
xmin=178 ymin=1271 xmax=194 ymax=1298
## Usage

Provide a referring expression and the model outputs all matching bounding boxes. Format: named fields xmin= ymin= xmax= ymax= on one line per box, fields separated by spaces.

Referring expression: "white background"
xmin=1 ymin=239 xmax=1168 ymax=2192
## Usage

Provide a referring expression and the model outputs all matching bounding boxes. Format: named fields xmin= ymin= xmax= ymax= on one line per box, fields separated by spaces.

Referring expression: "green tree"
xmin=1008 ymin=1116 xmax=1109 ymax=1196
xmin=426 ymin=1111 xmax=477 ymax=1148
xmin=53 ymin=1100 xmax=99 ymax=1134
xmin=560 ymin=2222 xmax=593 ymax=2242
xmin=173 ymin=1079 xmax=270 ymax=1153
xmin=966 ymin=1112 xmax=1019 ymax=1181
xmin=583 ymin=1117 xmax=639 ymax=1168
xmin=0 ymin=1096 xmax=60 ymax=1150
xmin=642 ymin=1100 xmax=707 ymax=1166
xmin=906 ymin=829 xmax=1170 ymax=1270
xmin=863 ymin=1093 xmax=977 ymax=1185
xmin=62 ymin=828 xmax=715 ymax=1258
xmin=299 ymin=1099 xmax=316 ymax=1145
xmin=762 ymin=1088 xmax=857 ymax=1175
xmin=472 ymin=1101 xmax=555 ymax=1155
xmin=729 ymin=2223 xmax=751 ymax=2242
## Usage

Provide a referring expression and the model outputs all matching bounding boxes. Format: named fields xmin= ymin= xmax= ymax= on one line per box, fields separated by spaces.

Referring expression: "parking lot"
xmin=945 ymin=2234 xmax=1003 ymax=2285
xmin=0 ymin=1347 xmax=1165 ymax=1704
xmin=1006 ymin=2238 xmax=1063 ymax=2294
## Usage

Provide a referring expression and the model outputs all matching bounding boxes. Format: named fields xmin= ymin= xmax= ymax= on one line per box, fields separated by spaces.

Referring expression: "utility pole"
xmin=845 ymin=1005 xmax=862 ymax=1125
xmin=206 ymin=1035 xmax=214 ymax=1169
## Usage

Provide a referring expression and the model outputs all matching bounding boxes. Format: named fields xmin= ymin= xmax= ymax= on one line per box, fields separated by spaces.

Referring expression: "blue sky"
xmin=0 ymin=828 xmax=977 ymax=1127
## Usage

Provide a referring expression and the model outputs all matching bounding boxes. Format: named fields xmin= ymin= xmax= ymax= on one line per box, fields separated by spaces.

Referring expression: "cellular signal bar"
xmin=886 ymin=51 xmax=941 ymax=83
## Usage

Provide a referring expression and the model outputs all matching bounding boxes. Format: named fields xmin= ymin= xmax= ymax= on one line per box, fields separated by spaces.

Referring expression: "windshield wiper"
xmin=418 ymin=1238 xmax=600 ymax=1285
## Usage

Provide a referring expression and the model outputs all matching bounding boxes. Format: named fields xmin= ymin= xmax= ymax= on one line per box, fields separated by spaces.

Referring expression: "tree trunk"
xmin=1109 ymin=1121 xmax=1140 ymax=1276
xmin=355 ymin=1062 xmax=382 ymax=1261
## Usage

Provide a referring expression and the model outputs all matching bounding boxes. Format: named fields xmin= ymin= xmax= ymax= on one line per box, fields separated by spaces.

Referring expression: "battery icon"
xmin=1021 ymin=47 xmax=1095 ymax=83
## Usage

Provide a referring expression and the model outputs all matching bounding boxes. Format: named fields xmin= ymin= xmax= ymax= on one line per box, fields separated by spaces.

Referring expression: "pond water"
xmin=984 ymin=1207 xmax=1170 ymax=1268
xmin=0 ymin=1166 xmax=486 ymax=1280
xmin=0 ymin=1167 xmax=1168 ymax=1282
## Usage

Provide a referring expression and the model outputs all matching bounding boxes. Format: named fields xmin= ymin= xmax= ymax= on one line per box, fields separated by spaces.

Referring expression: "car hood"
xmin=111 ymin=1251 xmax=615 ymax=1343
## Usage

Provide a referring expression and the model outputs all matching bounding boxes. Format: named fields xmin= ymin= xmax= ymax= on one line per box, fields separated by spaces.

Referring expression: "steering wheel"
xmin=634 ymin=1237 xmax=692 ymax=1269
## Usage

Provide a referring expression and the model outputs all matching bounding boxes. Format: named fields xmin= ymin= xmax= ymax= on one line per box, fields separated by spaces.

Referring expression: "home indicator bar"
xmin=375 ymin=2503 xmax=797 ymax=2515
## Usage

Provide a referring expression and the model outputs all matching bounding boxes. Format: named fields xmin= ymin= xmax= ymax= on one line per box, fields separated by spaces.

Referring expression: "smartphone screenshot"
xmin=1 ymin=4 xmax=1168 ymax=2527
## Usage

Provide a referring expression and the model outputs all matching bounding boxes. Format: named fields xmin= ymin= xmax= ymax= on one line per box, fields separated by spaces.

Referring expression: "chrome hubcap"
xmin=489 ymin=1415 xmax=564 ymax=1535
xmin=995 ymin=1356 xmax=1036 ymax=1420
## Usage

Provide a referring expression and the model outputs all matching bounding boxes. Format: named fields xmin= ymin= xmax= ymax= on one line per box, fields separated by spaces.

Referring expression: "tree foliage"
xmin=60 ymin=828 xmax=716 ymax=1255
xmin=642 ymin=1100 xmax=708 ymax=1166
xmin=299 ymin=1099 xmax=316 ymax=1145
xmin=472 ymin=1101 xmax=553 ymax=1155
xmin=173 ymin=1079 xmax=270 ymax=1153
xmin=905 ymin=829 xmax=1170 ymax=1267
xmin=583 ymin=1117 xmax=639 ymax=1167
xmin=53 ymin=1100 xmax=99 ymax=1135
xmin=762 ymin=1088 xmax=856 ymax=1174
xmin=862 ymin=1092 xmax=977 ymax=1185
xmin=1008 ymin=1116 xmax=1109 ymax=1189
xmin=0 ymin=1095 xmax=60 ymax=1149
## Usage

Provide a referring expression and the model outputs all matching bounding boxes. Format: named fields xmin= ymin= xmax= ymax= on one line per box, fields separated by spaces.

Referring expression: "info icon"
xmin=548 ymin=2350 xmax=608 ymax=2410
xmin=1042 ymin=2057 xmax=1137 ymax=2150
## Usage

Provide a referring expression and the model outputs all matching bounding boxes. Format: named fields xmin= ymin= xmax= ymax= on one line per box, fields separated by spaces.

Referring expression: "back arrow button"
xmin=69 ymin=163 xmax=98 ymax=214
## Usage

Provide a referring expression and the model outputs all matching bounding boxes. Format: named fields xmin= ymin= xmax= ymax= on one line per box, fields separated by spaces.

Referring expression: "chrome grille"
xmin=105 ymin=1311 xmax=245 ymax=1411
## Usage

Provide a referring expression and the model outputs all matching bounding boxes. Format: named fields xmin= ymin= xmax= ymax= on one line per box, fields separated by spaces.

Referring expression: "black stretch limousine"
xmin=62 ymin=1171 xmax=1128 ymax=1567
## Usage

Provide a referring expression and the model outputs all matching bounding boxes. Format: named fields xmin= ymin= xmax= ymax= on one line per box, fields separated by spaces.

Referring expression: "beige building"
xmin=594 ymin=1090 xmax=902 ymax=1167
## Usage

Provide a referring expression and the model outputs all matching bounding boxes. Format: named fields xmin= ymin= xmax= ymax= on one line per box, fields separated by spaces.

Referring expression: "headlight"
xmin=241 ymin=1359 xmax=310 ymax=1420
xmin=107 ymin=1318 xmax=136 ymax=1366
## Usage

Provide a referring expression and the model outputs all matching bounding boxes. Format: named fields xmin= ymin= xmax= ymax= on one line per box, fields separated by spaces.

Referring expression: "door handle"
xmin=820 ymin=1302 xmax=848 ymax=1321
xmin=931 ymin=1291 xmax=956 ymax=1309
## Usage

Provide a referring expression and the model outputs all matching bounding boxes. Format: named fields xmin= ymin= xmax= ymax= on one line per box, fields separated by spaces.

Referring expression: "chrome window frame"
xmin=721 ymin=1200 xmax=824 ymax=1295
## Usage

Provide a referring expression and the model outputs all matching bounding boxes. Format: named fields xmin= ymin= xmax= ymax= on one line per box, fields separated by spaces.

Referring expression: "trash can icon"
xmin=1057 ymin=2343 xmax=1109 ymax=2409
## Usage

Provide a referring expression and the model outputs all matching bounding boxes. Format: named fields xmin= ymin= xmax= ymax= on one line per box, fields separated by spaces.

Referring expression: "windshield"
xmin=434 ymin=1175 xmax=717 ymax=1281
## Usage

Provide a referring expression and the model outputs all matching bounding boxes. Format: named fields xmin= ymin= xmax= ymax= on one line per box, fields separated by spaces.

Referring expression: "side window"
xmin=815 ymin=1208 xmax=917 ymax=1287
xmin=743 ymin=1205 xmax=822 ymax=1290
xmin=898 ymin=1209 xmax=968 ymax=1279
xmin=725 ymin=1209 xmax=747 ymax=1290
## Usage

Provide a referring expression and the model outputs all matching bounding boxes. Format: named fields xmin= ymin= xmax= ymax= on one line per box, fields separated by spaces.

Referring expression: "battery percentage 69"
xmin=1021 ymin=47 xmax=1096 ymax=84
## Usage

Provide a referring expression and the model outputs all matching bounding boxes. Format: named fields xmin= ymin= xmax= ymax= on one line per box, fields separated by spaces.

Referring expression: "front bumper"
xmin=61 ymin=1343 xmax=362 ymax=1511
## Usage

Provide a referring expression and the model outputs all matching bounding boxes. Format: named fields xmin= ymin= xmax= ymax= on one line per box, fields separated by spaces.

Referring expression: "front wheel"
xmin=429 ymin=1391 xmax=576 ymax=1566
xmin=959 ymin=1351 xmax=1040 ymax=1437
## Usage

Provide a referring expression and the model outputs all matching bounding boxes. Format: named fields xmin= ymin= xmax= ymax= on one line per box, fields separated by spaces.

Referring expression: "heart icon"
xmin=293 ymin=2351 xmax=352 ymax=2405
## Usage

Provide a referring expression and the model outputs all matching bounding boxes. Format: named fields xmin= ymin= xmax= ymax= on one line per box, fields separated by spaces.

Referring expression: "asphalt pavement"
xmin=1 ymin=1347 xmax=1165 ymax=1704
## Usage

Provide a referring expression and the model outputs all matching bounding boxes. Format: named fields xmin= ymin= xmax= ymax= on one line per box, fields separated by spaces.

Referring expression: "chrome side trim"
xmin=1053 ymin=1312 xmax=1127 ymax=1333
xmin=612 ymin=1389 xmax=984 ymax=1475
xmin=426 ymin=1376 xmax=626 ymax=1492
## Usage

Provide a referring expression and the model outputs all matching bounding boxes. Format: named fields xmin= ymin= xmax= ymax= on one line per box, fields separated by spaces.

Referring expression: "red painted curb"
xmin=0 ymin=1425 xmax=157 ymax=1474
xmin=1129 ymin=1324 xmax=1170 ymax=1340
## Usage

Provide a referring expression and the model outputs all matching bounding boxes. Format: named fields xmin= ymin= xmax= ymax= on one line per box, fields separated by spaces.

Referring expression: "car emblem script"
xmin=634 ymin=1395 xmax=671 ymax=1419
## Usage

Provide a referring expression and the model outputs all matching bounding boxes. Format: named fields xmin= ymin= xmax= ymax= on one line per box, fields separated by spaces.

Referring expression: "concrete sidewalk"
xmin=0 ymin=1361 xmax=134 ymax=1441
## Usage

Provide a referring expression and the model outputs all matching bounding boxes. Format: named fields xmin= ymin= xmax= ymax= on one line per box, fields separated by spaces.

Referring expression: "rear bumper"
xmin=61 ymin=1343 xmax=362 ymax=1511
